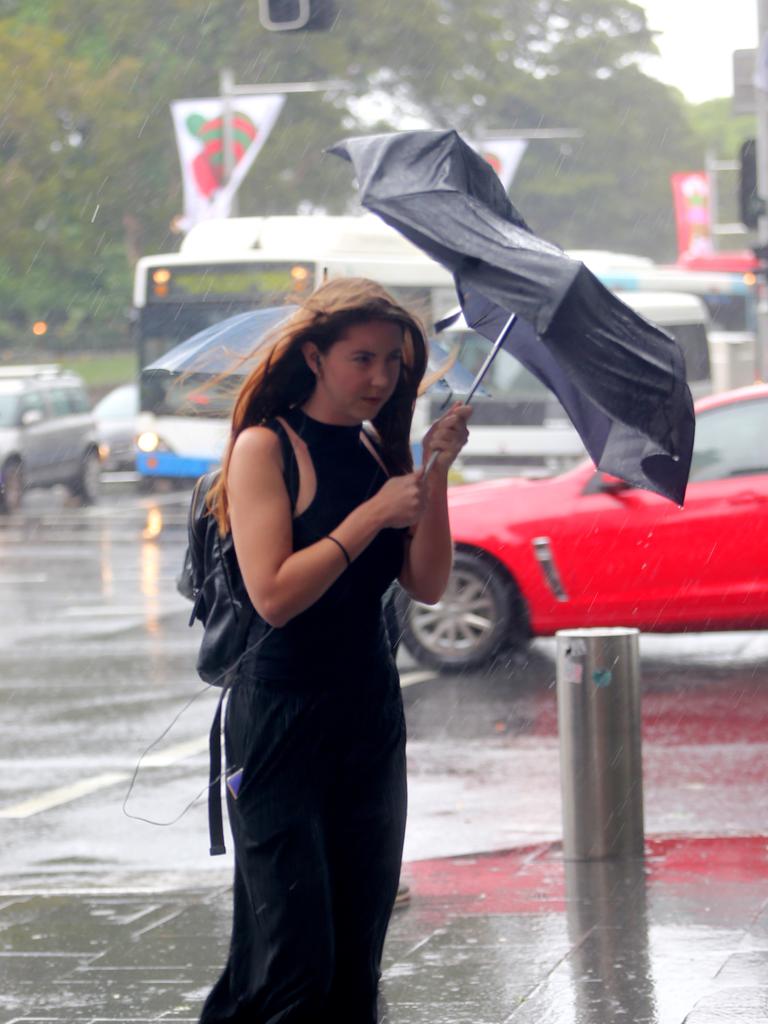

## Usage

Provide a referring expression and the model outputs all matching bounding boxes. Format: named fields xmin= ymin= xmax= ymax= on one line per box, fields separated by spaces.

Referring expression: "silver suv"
xmin=0 ymin=365 xmax=101 ymax=514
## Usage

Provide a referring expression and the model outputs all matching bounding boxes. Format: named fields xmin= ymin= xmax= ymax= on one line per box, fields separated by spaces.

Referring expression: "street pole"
xmin=219 ymin=68 xmax=238 ymax=218
xmin=226 ymin=78 xmax=349 ymax=95
xmin=216 ymin=71 xmax=349 ymax=222
xmin=755 ymin=0 xmax=768 ymax=379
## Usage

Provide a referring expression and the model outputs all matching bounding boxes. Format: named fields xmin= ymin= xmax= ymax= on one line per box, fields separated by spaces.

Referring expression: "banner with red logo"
xmin=670 ymin=171 xmax=713 ymax=258
xmin=473 ymin=139 xmax=528 ymax=191
xmin=170 ymin=94 xmax=285 ymax=230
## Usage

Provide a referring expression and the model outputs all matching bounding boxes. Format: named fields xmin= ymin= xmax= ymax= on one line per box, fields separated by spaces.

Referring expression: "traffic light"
xmin=739 ymin=138 xmax=765 ymax=229
xmin=258 ymin=0 xmax=336 ymax=31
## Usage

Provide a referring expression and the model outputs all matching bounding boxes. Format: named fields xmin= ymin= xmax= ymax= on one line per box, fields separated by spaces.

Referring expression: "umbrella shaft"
xmin=424 ymin=312 xmax=518 ymax=476
xmin=464 ymin=312 xmax=517 ymax=404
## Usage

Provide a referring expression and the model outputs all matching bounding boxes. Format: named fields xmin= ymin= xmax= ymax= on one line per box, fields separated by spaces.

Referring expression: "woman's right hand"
xmin=371 ymin=471 xmax=427 ymax=529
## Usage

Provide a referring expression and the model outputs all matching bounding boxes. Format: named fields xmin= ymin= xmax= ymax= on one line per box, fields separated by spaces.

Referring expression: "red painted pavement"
xmin=402 ymin=836 xmax=768 ymax=917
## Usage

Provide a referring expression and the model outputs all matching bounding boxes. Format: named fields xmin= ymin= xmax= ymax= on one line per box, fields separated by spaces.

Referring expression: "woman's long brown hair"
xmin=209 ymin=277 xmax=435 ymax=533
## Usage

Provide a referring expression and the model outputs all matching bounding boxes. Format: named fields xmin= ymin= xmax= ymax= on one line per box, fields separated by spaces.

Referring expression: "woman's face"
xmin=303 ymin=319 xmax=405 ymax=424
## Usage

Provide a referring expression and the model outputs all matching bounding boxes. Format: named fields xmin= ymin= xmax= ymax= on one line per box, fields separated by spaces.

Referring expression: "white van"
xmin=428 ymin=290 xmax=713 ymax=480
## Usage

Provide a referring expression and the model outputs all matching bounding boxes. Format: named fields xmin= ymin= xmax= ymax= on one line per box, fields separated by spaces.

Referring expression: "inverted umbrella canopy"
xmin=329 ymin=129 xmax=695 ymax=504
xmin=143 ymin=303 xmax=481 ymax=396
xmin=144 ymin=307 xmax=297 ymax=376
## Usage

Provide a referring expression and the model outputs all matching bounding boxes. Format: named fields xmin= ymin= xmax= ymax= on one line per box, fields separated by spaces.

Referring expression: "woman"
xmin=200 ymin=277 xmax=471 ymax=1024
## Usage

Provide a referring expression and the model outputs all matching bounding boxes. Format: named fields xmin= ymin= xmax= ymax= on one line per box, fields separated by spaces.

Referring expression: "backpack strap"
xmin=268 ymin=416 xmax=300 ymax=512
xmin=208 ymin=687 xmax=228 ymax=855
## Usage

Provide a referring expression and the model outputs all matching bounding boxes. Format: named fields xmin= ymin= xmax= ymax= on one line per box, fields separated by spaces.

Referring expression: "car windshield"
xmin=689 ymin=397 xmax=768 ymax=482
xmin=0 ymin=393 xmax=19 ymax=427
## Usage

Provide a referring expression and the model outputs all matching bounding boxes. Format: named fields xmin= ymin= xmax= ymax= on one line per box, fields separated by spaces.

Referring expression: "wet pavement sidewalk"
xmin=1 ymin=833 xmax=767 ymax=1024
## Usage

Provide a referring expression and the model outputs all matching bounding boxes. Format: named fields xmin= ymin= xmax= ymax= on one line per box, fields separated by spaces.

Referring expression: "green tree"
xmin=0 ymin=13 xmax=174 ymax=348
xmin=513 ymin=67 xmax=702 ymax=259
xmin=686 ymin=98 xmax=754 ymax=161
xmin=682 ymin=98 xmax=756 ymax=248
xmin=0 ymin=0 xmax=712 ymax=348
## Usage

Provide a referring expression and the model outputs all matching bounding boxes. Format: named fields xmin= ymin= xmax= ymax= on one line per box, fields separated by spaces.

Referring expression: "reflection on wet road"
xmin=1 ymin=486 xmax=767 ymax=1023
xmin=0 ymin=485 xmax=766 ymax=886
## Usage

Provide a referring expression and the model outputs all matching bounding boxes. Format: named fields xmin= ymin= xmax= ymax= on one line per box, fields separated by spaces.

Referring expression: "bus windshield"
xmin=136 ymin=260 xmax=316 ymax=369
xmin=138 ymin=302 xmax=264 ymax=370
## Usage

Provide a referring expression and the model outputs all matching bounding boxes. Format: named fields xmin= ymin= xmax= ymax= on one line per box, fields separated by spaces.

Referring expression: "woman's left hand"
xmin=422 ymin=402 xmax=472 ymax=473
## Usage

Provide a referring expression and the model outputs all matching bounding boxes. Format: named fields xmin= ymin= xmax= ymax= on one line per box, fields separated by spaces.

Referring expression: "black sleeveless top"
xmin=244 ymin=406 xmax=406 ymax=684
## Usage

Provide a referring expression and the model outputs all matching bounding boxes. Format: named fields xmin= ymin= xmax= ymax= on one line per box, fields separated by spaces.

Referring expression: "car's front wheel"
xmin=70 ymin=449 xmax=101 ymax=505
xmin=0 ymin=458 xmax=23 ymax=514
xmin=397 ymin=549 xmax=528 ymax=672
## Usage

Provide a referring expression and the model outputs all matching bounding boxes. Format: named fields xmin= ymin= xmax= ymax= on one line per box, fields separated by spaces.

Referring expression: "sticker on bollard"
xmin=592 ymin=668 xmax=613 ymax=687
xmin=563 ymin=638 xmax=587 ymax=684
xmin=564 ymin=660 xmax=584 ymax=684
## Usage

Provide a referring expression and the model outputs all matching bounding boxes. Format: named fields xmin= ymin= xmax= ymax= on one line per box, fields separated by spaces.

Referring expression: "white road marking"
xmin=0 ymin=574 xmax=49 ymax=584
xmin=58 ymin=604 xmax=187 ymax=618
xmin=0 ymin=773 xmax=130 ymax=819
xmin=141 ymin=735 xmax=209 ymax=768
xmin=60 ymin=606 xmax=155 ymax=617
xmin=0 ymin=736 xmax=211 ymax=819
xmin=399 ymin=670 xmax=437 ymax=688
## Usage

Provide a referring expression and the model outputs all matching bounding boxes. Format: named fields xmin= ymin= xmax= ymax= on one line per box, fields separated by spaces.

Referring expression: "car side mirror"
xmin=20 ymin=408 xmax=44 ymax=427
xmin=584 ymin=471 xmax=632 ymax=496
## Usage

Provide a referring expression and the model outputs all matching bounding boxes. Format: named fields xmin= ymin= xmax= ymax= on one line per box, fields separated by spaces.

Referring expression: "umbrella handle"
xmin=423 ymin=312 xmax=518 ymax=477
xmin=424 ymin=449 xmax=441 ymax=475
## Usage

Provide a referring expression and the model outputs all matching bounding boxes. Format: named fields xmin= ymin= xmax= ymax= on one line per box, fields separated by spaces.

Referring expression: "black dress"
xmin=199 ymin=407 xmax=408 ymax=1024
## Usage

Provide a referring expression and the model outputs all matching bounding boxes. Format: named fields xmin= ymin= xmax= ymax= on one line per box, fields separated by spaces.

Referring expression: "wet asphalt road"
xmin=0 ymin=481 xmax=767 ymax=892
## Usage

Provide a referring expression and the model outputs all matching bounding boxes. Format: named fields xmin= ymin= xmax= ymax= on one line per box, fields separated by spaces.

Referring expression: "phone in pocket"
xmin=226 ymin=768 xmax=244 ymax=799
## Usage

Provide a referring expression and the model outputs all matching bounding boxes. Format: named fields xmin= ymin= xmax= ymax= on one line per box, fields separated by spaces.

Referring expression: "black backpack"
xmin=177 ymin=470 xmax=261 ymax=687
xmin=177 ymin=418 xmax=303 ymax=689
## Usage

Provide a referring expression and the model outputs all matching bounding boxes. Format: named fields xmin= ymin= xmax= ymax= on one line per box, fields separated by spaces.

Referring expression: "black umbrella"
xmin=329 ymin=129 xmax=695 ymax=504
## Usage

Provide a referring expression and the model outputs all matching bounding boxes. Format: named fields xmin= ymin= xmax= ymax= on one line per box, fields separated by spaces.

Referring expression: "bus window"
xmin=429 ymin=328 xmax=552 ymax=426
xmin=442 ymin=330 xmax=546 ymax=401
xmin=666 ymin=322 xmax=711 ymax=385
xmin=382 ymin=286 xmax=435 ymax=326
xmin=137 ymin=261 xmax=315 ymax=369
xmin=700 ymin=293 xmax=754 ymax=334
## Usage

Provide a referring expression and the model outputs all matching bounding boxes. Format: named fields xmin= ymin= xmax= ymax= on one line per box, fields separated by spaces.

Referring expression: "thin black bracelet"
xmin=325 ymin=534 xmax=351 ymax=567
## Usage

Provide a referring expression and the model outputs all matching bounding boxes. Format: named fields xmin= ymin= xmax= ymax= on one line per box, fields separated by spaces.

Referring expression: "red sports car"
xmin=399 ymin=385 xmax=768 ymax=670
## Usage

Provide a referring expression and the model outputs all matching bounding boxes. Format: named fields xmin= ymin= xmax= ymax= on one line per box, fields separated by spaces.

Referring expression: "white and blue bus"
xmin=569 ymin=250 xmax=758 ymax=337
xmin=570 ymin=250 xmax=759 ymax=394
xmin=132 ymin=215 xmax=455 ymax=482
xmin=133 ymin=232 xmax=757 ymax=483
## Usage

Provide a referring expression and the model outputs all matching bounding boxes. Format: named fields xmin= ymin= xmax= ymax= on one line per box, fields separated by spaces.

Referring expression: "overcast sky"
xmin=637 ymin=0 xmax=759 ymax=103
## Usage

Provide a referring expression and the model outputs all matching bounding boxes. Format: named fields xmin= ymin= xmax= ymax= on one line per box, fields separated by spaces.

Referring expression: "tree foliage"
xmin=0 ymin=0 xmax=749 ymax=349
xmin=686 ymin=98 xmax=754 ymax=161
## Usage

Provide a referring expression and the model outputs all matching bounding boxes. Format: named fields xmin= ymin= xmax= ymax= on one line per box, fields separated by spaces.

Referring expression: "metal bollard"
xmin=556 ymin=627 xmax=644 ymax=860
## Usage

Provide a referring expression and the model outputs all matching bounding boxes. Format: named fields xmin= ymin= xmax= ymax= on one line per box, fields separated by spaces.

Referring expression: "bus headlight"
xmin=136 ymin=431 xmax=172 ymax=454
